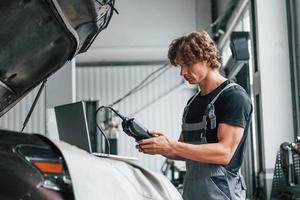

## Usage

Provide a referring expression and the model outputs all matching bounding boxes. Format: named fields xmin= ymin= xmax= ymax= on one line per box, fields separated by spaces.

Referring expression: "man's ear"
xmin=206 ymin=58 xmax=217 ymax=69
xmin=205 ymin=60 xmax=212 ymax=67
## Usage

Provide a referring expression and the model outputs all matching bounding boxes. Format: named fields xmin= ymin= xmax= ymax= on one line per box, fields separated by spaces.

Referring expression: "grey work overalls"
xmin=182 ymin=83 xmax=246 ymax=200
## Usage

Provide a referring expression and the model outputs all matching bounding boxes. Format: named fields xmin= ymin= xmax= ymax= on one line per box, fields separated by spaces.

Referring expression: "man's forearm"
xmin=171 ymin=141 xmax=232 ymax=165
xmin=171 ymin=124 xmax=243 ymax=165
xmin=163 ymin=154 xmax=185 ymax=161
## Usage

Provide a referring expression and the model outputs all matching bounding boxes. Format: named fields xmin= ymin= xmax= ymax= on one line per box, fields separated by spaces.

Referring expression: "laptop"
xmin=54 ymin=101 xmax=138 ymax=161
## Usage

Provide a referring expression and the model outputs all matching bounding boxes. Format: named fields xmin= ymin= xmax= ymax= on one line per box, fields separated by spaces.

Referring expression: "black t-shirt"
xmin=184 ymin=80 xmax=252 ymax=172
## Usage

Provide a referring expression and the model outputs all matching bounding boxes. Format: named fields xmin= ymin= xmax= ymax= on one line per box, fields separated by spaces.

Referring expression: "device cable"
xmin=95 ymin=105 xmax=130 ymax=154
xmin=95 ymin=116 xmax=111 ymax=155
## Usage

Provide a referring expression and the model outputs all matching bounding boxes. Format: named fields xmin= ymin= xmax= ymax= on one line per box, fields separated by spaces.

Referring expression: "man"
xmin=137 ymin=31 xmax=252 ymax=200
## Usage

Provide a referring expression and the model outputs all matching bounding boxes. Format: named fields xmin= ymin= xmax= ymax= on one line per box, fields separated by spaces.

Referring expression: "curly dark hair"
xmin=168 ymin=31 xmax=221 ymax=69
xmin=168 ymin=35 xmax=186 ymax=66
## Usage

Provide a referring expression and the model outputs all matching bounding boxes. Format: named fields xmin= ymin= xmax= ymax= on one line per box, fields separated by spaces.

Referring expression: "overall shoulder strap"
xmin=187 ymin=90 xmax=201 ymax=106
xmin=205 ymin=82 xmax=239 ymax=129
xmin=209 ymin=82 xmax=239 ymax=106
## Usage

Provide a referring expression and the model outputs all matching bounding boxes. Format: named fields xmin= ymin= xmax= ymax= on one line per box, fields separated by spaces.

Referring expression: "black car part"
xmin=0 ymin=0 xmax=117 ymax=117
xmin=0 ymin=130 xmax=74 ymax=200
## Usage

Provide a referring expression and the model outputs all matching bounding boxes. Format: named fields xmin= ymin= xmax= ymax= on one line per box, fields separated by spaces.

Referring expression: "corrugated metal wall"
xmin=76 ymin=64 xmax=194 ymax=172
xmin=0 ymin=87 xmax=46 ymax=134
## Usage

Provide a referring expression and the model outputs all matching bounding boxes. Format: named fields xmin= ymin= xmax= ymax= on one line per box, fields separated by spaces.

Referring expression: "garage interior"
xmin=0 ymin=0 xmax=300 ymax=199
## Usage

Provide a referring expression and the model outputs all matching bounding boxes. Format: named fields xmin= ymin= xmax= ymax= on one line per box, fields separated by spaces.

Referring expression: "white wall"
xmin=45 ymin=60 xmax=76 ymax=108
xmin=195 ymin=0 xmax=212 ymax=30
xmin=45 ymin=60 xmax=76 ymax=139
xmin=255 ymin=0 xmax=294 ymax=196
xmin=93 ymin=0 xmax=197 ymax=47
xmin=76 ymin=0 xmax=199 ymax=63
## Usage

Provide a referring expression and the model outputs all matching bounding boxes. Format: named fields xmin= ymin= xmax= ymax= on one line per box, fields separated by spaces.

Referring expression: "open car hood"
xmin=0 ymin=0 xmax=115 ymax=117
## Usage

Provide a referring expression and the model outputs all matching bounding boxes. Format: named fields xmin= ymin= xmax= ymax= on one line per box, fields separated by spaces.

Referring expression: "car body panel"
xmin=0 ymin=129 xmax=74 ymax=199
xmin=0 ymin=0 xmax=114 ymax=117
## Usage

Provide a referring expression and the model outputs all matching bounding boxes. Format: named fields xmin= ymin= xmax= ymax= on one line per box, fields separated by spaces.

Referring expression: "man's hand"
xmin=136 ymin=130 xmax=176 ymax=157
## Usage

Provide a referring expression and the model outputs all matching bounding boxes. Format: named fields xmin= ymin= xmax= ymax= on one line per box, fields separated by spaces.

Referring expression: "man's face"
xmin=179 ymin=61 xmax=209 ymax=84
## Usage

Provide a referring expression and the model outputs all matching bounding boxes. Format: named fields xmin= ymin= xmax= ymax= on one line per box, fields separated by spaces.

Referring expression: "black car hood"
xmin=0 ymin=0 xmax=115 ymax=117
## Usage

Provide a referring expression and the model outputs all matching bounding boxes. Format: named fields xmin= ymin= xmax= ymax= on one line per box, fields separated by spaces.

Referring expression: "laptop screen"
xmin=54 ymin=101 xmax=92 ymax=152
